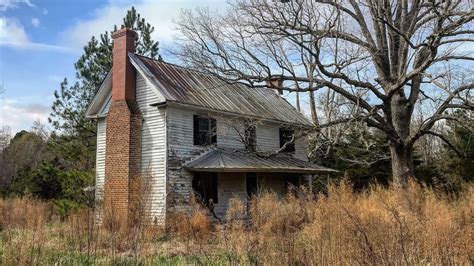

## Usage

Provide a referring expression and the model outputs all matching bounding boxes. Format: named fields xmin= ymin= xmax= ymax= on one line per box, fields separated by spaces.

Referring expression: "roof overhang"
xmin=85 ymin=71 xmax=112 ymax=118
xmin=185 ymin=148 xmax=338 ymax=174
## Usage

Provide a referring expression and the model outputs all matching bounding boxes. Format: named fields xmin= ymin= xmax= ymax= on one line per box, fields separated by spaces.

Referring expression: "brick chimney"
xmin=266 ymin=76 xmax=283 ymax=95
xmin=104 ymin=28 xmax=142 ymax=222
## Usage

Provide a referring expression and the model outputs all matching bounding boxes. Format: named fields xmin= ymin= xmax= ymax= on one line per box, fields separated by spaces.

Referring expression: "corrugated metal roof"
xmin=134 ymin=55 xmax=312 ymax=126
xmin=185 ymin=148 xmax=337 ymax=174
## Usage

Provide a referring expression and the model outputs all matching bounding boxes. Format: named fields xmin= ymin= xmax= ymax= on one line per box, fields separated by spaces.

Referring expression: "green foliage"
xmin=441 ymin=110 xmax=473 ymax=182
xmin=424 ymin=110 xmax=474 ymax=195
xmin=312 ymin=125 xmax=391 ymax=191
xmin=52 ymin=199 xmax=82 ymax=219
xmin=0 ymin=130 xmax=51 ymax=190
xmin=5 ymin=163 xmax=93 ymax=205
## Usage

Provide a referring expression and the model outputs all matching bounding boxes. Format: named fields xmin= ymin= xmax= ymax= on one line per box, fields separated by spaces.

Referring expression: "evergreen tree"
xmin=440 ymin=110 xmax=473 ymax=183
xmin=49 ymin=7 xmax=160 ymax=171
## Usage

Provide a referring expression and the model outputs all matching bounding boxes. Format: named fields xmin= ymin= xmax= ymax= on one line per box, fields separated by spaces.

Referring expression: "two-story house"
xmin=86 ymin=28 xmax=335 ymax=225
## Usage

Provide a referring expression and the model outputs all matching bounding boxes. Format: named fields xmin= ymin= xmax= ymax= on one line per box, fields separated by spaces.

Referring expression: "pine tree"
xmin=49 ymin=7 xmax=160 ymax=171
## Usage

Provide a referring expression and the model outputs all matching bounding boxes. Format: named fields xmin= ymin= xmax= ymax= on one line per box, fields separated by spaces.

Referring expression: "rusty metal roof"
xmin=184 ymin=148 xmax=337 ymax=174
xmin=133 ymin=54 xmax=312 ymax=126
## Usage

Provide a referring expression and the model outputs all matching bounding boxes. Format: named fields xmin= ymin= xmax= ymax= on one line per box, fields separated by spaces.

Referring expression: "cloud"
xmin=42 ymin=7 xmax=47 ymax=15
xmin=0 ymin=98 xmax=50 ymax=134
xmin=0 ymin=17 xmax=71 ymax=52
xmin=31 ymin=17 xmax=39 ymax=27
xmin=0 ymin=0 xmax=34 ymax=11
xmin=61 ymin=0 xmax=227 ymax=50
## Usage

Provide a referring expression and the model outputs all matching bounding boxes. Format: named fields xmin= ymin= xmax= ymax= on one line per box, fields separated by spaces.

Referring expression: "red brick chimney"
xmin=266 ymin=76 xmax=283 ymax=95
xmin=104 ymin=28 xmax=142 ymax=222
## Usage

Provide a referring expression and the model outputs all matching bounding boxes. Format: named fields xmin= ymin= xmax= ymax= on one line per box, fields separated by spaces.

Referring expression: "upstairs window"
xmin=244 ymin=124 xmax=257 ymax=151
xmin=193 ymin=115 xmax=217 ymax=146
xmin=279 ymin=128 xmax=295 ymax=153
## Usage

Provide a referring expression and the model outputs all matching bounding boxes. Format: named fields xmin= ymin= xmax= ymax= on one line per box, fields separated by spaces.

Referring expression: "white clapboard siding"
xmin=256 ymin=124 xmax=280 ymax=151
xmin=136 ymin=73 xmax=167 ymax=223
xmin=167 ymin=107 xmax=197 ymax=156
xmin=294 ymin=136 xmax=309 ymax=161
xmin=95 ymin=118 xmax=107 ymax=201
xmin=216 ymin=118 xmax=246 ymax=150
xmin=167 ymin=106 xmax=308 ymax=161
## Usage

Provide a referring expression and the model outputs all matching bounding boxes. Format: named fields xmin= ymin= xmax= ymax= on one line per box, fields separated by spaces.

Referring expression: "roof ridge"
xmin=134 ymin=54 xmax=280 ymax=92
xmin=134 ymin=54 xmax=210 ymax=76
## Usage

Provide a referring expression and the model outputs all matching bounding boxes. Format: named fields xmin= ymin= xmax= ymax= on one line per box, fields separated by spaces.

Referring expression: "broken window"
xmin=279 ymin=127 xmax=295 ymax=153
xmin=193 ymin=115 xmax=217 ymax=146
xmin=192 ymin=172 xmax=218 ymax=206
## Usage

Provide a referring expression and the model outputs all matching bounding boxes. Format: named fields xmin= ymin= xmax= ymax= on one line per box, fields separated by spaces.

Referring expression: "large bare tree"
xmin=174 ymin=0 xmax=474 ymax=186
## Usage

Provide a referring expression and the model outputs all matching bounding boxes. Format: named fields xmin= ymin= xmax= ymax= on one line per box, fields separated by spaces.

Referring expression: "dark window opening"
xmin=284 ymin=174 xmax=300 ymax=195
xmin=192 ymin=172 xmax=218 ymax=206
xmin=244 ymin=124 xmax=257 ymax=151
xmin=193 ymin=115 xmax=217 ymax=146
xmin=246 ymin=172 xmax=258 ymax=198
xmin=279 ymin=128 xmax=295 ymax=153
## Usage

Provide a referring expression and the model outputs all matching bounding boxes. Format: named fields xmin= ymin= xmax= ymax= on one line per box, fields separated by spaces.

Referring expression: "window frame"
xmin=193 ymin=115 xmax=217 ymax=146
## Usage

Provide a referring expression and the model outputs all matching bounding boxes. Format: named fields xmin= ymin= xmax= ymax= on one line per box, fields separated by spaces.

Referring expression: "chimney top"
xmin=111 ymin=27 xmax=136 ymax=101
xmin=266 ymin=77 xmax=284 ymax=95
xmin=112 ymin=28 xmax=136 ymax=39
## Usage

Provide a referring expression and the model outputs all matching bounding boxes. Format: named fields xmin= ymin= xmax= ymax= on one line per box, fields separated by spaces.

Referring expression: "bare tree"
xmin=174 ymin=0 xmax=474 ymax=186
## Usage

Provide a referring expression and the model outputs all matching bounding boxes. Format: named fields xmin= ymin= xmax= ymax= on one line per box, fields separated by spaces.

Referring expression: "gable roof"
xmin=185 ymin=148 xmax=337 ymax=174
xmin=87 ymin=54 xmax=313 ymax=127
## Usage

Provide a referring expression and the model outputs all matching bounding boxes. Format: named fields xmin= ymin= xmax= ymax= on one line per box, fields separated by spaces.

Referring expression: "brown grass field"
xmin=0 ymin=181 xmax=473 ymax=265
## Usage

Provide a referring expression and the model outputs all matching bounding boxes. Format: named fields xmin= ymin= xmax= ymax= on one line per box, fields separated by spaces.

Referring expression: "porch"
xmin=184 ymin=148 xmax=337 ymax=218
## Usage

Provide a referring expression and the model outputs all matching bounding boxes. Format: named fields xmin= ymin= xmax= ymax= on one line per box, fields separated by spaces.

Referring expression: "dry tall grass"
xmin=0 ymin=181 xmax=472 ymax=264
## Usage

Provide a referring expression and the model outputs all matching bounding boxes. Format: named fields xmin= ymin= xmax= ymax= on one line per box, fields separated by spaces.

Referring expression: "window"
xmin=279 ymin=128 xmax=295 ymax=153
xmin=193 ymin=115 xmax=217 ymax=146
xmin=192 ymin=172 xmax=218 ymax=206
xmin=244 ymin=124 xmax=257 ymax=151
xmin=246 ymin=172 xmax=258 ymax=198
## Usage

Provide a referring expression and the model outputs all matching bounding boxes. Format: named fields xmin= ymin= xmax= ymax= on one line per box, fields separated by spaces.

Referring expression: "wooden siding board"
xmin=136 ymin=73 xmax=167 ymax=224
xmin=95 ymin=118 xmax=107 ymax=201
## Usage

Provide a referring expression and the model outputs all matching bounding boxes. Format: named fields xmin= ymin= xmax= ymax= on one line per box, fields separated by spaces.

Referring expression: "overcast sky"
xmin=0 ymin=0 xmax=227 ymax=135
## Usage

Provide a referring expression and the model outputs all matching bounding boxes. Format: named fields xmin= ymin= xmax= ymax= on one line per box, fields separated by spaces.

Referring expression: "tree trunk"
xmin=389 ymin=141 xmax=414 ymax=187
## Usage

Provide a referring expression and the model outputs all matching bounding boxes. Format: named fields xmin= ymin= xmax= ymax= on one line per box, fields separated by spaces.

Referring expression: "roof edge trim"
xmin=85 ymin=71 xmax=112 ymax=118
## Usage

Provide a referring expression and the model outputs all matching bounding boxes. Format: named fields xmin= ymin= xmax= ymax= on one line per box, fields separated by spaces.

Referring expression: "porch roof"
xmin=184 ymin=148 xmax=338 ymax=174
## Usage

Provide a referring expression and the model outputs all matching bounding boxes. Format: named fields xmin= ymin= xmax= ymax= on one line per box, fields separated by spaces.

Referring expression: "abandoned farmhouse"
xmin=85 ymin=28 xmax=336 ymax=224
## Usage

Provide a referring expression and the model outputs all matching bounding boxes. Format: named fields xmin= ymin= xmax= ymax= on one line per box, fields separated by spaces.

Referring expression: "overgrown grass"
xmin=0 ymin=181 xmax=473 ymax=265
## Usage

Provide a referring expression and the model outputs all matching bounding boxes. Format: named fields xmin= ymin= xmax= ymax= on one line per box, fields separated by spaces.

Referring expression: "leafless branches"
xmin=174 ymin=0 xmax=474 ymax=184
